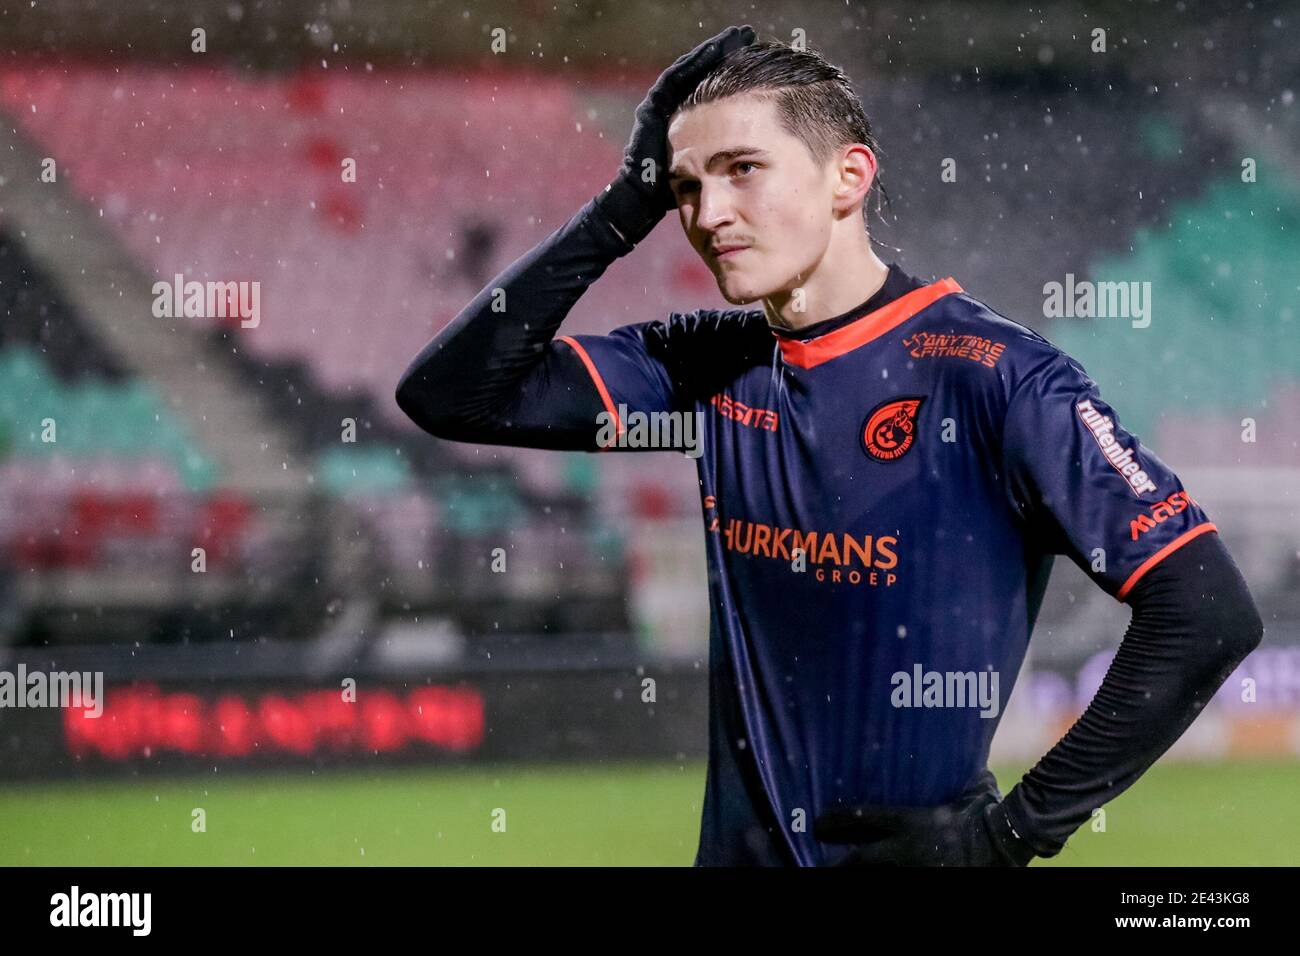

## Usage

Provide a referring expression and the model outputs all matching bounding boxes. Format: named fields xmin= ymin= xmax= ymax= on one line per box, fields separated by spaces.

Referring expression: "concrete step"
xmin=0 ymin=116 xmax=313 ymax=495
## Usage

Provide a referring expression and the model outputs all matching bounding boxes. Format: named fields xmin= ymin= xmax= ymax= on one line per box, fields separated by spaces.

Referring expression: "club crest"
xmin=861 ymin=397 xmax=924 ymax=462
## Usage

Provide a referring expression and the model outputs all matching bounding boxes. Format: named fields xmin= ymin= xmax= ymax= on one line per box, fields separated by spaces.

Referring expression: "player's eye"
xmin=733 ymin=161 xmax=757 ymax=177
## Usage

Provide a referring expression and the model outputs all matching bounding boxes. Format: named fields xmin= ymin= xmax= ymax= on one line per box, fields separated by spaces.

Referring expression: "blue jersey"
xmin=562 ymin=272 xmax=1216 ymax=865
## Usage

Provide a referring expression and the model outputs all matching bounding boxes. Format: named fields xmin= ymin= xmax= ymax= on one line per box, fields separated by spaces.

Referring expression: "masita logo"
xmin=1129 ymin=490 xmax=1198 ymax=540
xmin=710 ymin=392 xmax=779 ymax=431
xmin=861 ymin=397 xmax=924 ymax=462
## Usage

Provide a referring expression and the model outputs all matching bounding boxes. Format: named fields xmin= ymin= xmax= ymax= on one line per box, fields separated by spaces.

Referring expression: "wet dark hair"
xmin=678 ymin=37 xmax=892 ymax=236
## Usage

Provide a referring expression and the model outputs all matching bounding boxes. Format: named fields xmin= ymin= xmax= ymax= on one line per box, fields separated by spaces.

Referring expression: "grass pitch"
xmin=1 ymin=760 xmax=1295 ymax=866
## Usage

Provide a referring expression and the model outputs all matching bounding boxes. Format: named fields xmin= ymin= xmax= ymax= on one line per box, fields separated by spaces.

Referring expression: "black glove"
xmin=593 ymin=24 xmax=756 ymax=247
xmin=814 ymin=788 xmax=1037 ymax=867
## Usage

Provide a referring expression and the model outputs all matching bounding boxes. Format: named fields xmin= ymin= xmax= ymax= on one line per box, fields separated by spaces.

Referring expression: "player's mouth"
xmin=712 ymin=244 xmax=750 ymax=261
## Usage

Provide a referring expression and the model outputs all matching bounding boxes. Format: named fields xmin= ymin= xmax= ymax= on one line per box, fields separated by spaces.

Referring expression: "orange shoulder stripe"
xmin=557 ymin=335 xmax=624 ymax=440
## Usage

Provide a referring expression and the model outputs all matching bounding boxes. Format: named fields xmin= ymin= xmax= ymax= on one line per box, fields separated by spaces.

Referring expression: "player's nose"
xmin=696 ymin=184 xmax=736 ymax=232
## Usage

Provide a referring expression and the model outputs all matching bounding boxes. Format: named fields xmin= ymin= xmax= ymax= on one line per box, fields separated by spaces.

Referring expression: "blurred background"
xmin=0 ymin=0 xmax=1297 ymax=865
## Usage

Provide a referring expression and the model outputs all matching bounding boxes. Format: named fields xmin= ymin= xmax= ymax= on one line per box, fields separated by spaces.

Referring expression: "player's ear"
xmin=832 ymin=143 xmax=877 ymax=213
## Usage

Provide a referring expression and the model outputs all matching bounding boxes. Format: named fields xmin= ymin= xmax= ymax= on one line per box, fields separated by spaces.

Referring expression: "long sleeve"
xmin=1001 ymin=529 xmax=1264 ymax=856
xmin=394 ymin=195 xmax=635 ymax=451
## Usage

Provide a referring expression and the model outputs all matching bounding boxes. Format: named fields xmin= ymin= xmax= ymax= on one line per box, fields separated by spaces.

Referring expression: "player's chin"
xmin=718 ymin=289 xmax=757 ymax=306
xmin=715 ymin=276 xmax=767 ymax=306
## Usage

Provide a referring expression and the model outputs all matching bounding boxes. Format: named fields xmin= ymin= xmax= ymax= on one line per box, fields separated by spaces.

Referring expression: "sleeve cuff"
xmin=985 ymin=798 xmax=1039 ymax=866
xmin=1001 ymin=785 xmax=1066 ymax=859
xmin=1116 ymin=522 xmax=1219 ymax=602
xmin=590 ymin=177 xmax=661 ymax=250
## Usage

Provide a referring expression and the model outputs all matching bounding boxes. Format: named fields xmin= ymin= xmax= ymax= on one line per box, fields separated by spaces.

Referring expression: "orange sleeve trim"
xmin=556 ymin=335 xmax=624 ymax=440
xmin=1116 ymin=522 xmax=1218 ymax=602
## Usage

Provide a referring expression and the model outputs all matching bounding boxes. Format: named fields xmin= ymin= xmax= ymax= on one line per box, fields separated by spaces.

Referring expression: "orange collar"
xmin=775 ymin=277 xmax=964 ymax=370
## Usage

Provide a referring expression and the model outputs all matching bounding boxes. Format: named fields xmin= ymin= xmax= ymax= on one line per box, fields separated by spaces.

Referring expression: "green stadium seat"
xmin=316 ymin=445 xmax=412 ymax=496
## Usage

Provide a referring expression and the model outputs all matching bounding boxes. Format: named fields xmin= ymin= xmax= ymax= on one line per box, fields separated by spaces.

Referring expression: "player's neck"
xmin=761 ymin=235 xmax=890 ymax=334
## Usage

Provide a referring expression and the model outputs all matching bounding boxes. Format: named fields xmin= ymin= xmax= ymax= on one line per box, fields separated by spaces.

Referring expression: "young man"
xmin=396 ymin=27 xmax=1263 ymax=866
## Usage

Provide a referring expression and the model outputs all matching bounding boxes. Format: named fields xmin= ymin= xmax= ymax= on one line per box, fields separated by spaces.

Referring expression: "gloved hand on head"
xmin=594 ymin=24 xmax=757 ymax=247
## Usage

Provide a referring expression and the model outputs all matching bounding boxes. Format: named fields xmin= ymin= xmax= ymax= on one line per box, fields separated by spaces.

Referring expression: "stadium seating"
xmin=2 ymin=61 xmax=1295 ymax=654
xmin=1047 ymin=176 xmax=1300 ymax=462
